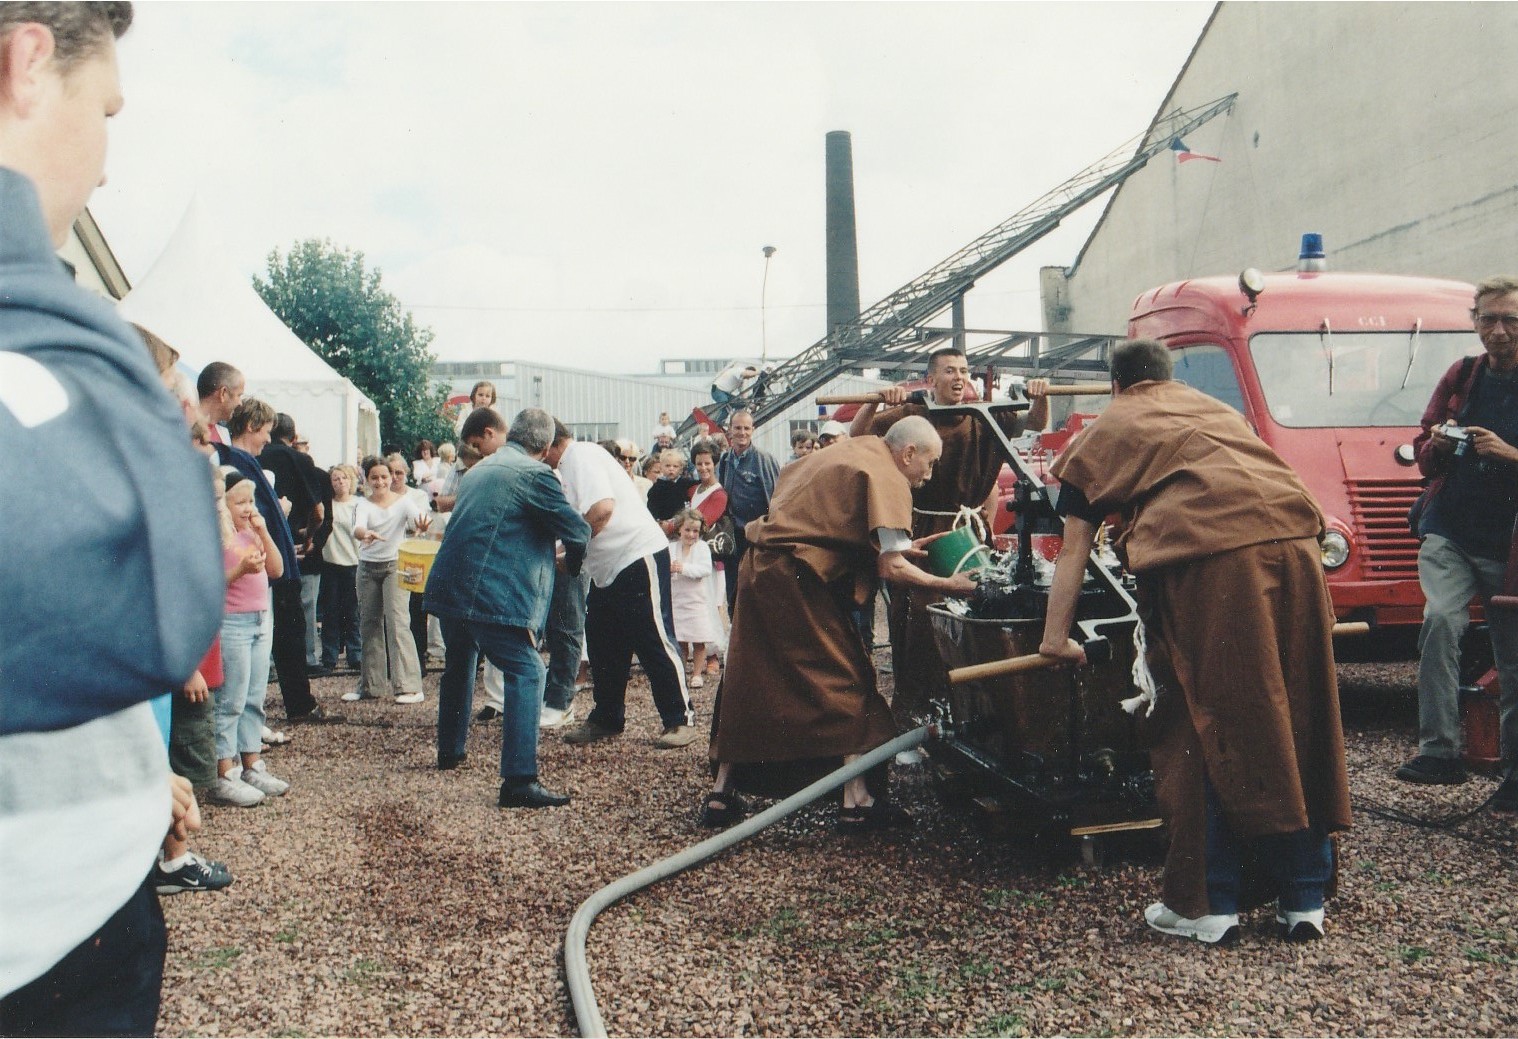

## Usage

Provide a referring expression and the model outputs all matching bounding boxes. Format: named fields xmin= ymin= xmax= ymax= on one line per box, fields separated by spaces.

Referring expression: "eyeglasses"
xmin=1474 ymin=312 xmax=1518 ymax=332
xmin=620 ymin=455 xmax=637 ymax=463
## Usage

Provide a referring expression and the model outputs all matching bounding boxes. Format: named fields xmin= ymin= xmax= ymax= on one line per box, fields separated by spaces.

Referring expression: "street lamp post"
xmin=760 ymin=245 xmax=776 ymax=365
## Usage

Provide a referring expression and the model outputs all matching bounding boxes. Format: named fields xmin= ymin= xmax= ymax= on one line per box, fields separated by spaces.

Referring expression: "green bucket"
xmin=925 ymin=524 xmax=990 ymax=577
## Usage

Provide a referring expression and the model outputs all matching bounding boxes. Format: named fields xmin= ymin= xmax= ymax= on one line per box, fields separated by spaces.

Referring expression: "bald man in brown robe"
xmin=1040 ymin=339 xmax=1351 ymax=946
xmin=703 ymin=417 xmax=977 ymax=830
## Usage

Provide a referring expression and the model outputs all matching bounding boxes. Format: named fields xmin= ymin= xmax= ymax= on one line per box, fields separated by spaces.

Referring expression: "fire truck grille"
xmin=1347 ymin=478 xmax=1422 ymax=578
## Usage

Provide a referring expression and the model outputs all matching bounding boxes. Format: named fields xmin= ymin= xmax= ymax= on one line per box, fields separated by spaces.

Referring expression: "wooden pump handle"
xmin=948 ymin=653 xmax=1064 ymax=684
xmin=1040 ymin=382 xmax=1114 ymax=397
xmin=949 ymin=620 xmax=1375 ymax=685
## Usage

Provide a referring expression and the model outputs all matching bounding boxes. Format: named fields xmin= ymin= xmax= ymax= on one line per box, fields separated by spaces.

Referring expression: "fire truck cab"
xmin=1126 ymin=267 xmax=1482 ymax=628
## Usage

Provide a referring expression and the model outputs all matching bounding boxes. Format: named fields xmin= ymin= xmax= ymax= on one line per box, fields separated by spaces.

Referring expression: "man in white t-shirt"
xmin=546 ymin=423 xmax=697 ymax=748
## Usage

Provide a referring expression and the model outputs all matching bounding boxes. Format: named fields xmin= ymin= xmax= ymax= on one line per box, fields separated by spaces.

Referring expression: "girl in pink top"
xmin=208 ymin=474 xmax=288 ymax=807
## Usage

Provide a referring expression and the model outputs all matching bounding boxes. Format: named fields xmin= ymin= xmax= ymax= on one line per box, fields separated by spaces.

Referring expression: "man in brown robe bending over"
xmin=703 ymin=417 xmax=977 ymax=830
xmin=850 ymin=347 xmax=1049 ymax=735
xmin=1039 ymin=338 xmax=1352 ymax=946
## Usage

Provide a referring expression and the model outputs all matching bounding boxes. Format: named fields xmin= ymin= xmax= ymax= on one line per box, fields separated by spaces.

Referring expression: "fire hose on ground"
xmin=563 ymin=611 xmax=1379 ymax=1036
xmin=563 ymin=726 xmax=931 ymax=1039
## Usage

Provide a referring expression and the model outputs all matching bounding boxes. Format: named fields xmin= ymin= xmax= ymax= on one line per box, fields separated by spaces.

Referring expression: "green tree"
xmin=253 ymin=239 xmax=453 ymax=454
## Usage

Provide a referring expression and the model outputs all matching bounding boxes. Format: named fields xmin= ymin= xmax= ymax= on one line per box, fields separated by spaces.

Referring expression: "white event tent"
xmin=117 ymin=199 xmax=380 ymax=469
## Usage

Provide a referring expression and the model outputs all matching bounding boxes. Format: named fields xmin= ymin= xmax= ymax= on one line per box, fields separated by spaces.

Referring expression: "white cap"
xmin=819 ymin=420 xmax=848 ymax=438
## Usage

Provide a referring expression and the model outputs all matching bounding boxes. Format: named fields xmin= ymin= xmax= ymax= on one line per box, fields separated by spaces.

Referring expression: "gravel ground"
xmin=158 ymin=645 xmax=1518 ymax=1038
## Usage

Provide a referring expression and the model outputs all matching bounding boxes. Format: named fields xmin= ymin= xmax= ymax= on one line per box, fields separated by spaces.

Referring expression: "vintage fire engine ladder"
xmin=682 ymin=92 xmax=1237 ymax=438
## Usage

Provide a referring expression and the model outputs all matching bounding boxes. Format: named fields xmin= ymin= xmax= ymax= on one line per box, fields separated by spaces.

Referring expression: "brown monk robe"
xmin=712 ymin=436 xmax=912 ymax=771
xmin=1043 ymin=370 xmax=1352 ymax=931
xmin=706 ymin=422 xmax=976 ymax=821
xmin=867 ymin=404 xmax=1028 ymax=724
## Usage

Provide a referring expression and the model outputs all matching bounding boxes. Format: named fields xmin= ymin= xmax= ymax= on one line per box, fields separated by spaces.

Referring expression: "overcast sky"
xmin=88 ymin=1 xmax=1212 ymax=375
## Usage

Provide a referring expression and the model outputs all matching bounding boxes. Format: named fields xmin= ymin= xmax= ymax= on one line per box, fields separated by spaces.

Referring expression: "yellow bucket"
xmin=397 ymin=538 xmax=440 ymax=594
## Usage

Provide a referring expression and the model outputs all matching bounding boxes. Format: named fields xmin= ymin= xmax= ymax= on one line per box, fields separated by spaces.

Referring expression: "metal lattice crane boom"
xmin=684 ymin=93 xmax=1237 ymax=437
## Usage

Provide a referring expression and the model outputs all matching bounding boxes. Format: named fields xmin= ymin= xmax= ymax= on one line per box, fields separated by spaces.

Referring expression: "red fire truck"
xmin=1122 ymin=264 xmax=1481 ymax=628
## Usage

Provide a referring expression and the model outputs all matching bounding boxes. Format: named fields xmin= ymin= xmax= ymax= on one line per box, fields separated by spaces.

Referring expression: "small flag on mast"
xmin=1169 ymin=137 xmax=1222 ymax=163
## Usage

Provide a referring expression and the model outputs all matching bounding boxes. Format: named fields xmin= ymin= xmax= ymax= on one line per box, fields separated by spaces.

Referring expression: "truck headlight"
xmin=1320 ymin=530 xmax=1350 ymax=570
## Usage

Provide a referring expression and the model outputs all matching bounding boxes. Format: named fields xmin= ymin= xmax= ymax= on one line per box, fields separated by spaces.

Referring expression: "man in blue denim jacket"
xmin=427 ymin=408 xmax=591 ymax=808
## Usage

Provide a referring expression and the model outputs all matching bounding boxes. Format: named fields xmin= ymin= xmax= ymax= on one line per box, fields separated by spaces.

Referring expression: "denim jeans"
xmin=436 ymin=615 xmax=544 ymax=780
xmin=215 ymin=609 xmax=272 ymax=760
xmin=301 ymin=571 xmax=322 ymax=667
xmin=1203 ymin=780 xmax=1333 ymax=915
xmin=319 ymin=563 xmax=361 ymax=668
xmin=544 ymin=567 xmax=590 ymax=711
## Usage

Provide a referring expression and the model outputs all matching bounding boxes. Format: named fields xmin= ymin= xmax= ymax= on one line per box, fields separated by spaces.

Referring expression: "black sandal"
xmin=837 ymin=800 xmax=915 ymax=833
xmin=700 ymin=790 xmax=749 ymax=829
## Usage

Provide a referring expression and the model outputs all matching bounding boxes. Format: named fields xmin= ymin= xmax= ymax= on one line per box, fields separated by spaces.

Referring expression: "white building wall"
xmin=1051 ymin=2 xmax=1518 ymax=334
xmin=441 ymin=361 xmax=888 ymax=459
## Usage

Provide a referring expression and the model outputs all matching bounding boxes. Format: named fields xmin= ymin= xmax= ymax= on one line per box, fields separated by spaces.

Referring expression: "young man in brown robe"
xmin=704 ymin=417 xmax=977 ymax=830
xmin=850 ymin=348 xmax=1049 ymax=730
xmin=1039 ymin=338 xmax=1352 ymax=945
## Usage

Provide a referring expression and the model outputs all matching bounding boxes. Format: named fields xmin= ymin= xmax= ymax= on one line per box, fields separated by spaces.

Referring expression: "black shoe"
xmin=475 ymin=706 xmax=502 ymax=723
xmin=498 ymin=781 xmax=570 ymax=809
xmin=287 ymin=705 xmax=346 ymax=726
xmin=700 ymin=789 xmax=750 ymax=829
xmin=1394 ymin=754 xmax=1468 ymax=785
xmin=437 ymin=753 xmax=468 ymax=771
xmin=1491 ymin=777 xmax=1518 ymax=812
xmin=838 ymin=800 xmax=915 ymax=832
xmin=307 ymin=664 xmax=333 ymax=678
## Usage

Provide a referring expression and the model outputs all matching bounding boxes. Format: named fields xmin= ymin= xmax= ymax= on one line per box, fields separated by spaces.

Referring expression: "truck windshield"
xmin=1249 ymin=331 xmax=1481 ymax=427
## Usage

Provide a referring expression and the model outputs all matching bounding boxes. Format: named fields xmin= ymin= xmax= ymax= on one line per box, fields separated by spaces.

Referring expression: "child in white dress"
xmin=669 ymin=509 xmax=718 ymax=690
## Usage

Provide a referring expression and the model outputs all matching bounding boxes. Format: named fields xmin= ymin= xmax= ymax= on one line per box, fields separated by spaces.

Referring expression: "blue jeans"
xmin=215 ymin=609 xmax=272 ymax=760
xmin=436 ymin=615 xmax=545 ymax=781
xmin=1203 ymin=780 xmax=1333 ymax=915
xmin=319 ymin=563 xmax=361 ymax=668
xmin=544 ymin=568 xmax=590 ymax=711
xmin=301 ymin=571 xmax=321 ymax=667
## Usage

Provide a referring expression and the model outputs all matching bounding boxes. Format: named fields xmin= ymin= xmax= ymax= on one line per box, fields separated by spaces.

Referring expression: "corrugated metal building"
xmin=433 ymin=359 xmax=888 ymax=459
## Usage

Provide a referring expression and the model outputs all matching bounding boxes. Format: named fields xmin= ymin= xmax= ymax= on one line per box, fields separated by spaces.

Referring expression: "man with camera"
xmin=1397 ymin=277 xmax=1518 ymax=812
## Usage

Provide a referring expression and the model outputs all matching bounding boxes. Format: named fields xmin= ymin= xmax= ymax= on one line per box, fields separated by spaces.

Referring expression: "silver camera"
xmin=1442 ymin=423 xmax=1472 ymax=457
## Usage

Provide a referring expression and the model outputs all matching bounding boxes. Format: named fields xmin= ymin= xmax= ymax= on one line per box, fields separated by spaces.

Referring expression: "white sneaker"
xmin=895 ymin=748 xmax=926 ymax=766
xmin=539 ymin=706 xmax=576 ymax=729
xmin=1275 ymin=908 xmax=1325 ymax=942
xmin=1143 ymin=901 xmax=1240 ymax=944
xmin=342 ymin=687 xmax=378 ymax=702
xmin=205 ymin=774 xmax=265 ymax=807
xmin=241 ymin=761 xmax=289 ymax=797
xmin=395 ymin=692 xmax=425 ymax=705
